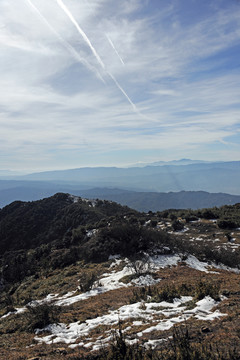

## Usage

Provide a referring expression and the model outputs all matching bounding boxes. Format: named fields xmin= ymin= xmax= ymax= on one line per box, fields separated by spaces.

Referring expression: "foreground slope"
xmin=0 ymin=194 xmax=240 ymax=359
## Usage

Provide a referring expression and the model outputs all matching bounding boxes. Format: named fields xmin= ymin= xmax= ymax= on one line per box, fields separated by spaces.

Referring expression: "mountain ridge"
xmin=1 ymin=160 xmax=238 ymax=195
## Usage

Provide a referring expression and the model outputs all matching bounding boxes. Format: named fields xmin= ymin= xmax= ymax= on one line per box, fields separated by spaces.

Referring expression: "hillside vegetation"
xmin=0 ymin=194 xmax=240 ymax=359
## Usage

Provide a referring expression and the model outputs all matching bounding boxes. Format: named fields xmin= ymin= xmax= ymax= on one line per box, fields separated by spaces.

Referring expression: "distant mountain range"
xmin=4 ymin=160 xmax=239 ymax=193
xmin=0 ymin=160 xmax=240 ymax=210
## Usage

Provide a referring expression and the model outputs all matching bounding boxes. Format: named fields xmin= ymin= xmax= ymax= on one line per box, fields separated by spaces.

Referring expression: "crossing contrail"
xmin=26 ymin=0 xmax=104 ymax=82
xmin=106 ymin=34 xmax=125 ymax=65
xmin=55 ymin=0 xmax=138 ymax=112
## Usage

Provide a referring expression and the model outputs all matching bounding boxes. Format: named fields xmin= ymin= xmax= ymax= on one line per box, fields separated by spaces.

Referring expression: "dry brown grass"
xmin=0 ymin=258 xmax=240 ymax=359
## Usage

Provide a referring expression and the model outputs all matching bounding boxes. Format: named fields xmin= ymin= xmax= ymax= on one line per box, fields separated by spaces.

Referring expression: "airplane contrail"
xmin=25 ymin=0 xmax=104 ymax=82
xmin=106 ymin=34 xmax=125 ymax=65
xmin=55 ymin=0 xmax=138 ymax=112
xmin=107 ymin=72 xmax=137 ymax=111
xmin=56 ymin=0 xmax=105 ymax=69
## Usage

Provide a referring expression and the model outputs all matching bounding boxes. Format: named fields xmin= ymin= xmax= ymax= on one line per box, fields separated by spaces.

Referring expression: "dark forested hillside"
xmin=1 ymin=193 xmax=162 ymax=284
xmin=0 ymin=193 xmax=135 ymax=255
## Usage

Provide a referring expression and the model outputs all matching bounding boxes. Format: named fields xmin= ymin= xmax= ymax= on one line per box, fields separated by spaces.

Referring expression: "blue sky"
xmin=0 ymin=0 xmax=240 ymax=171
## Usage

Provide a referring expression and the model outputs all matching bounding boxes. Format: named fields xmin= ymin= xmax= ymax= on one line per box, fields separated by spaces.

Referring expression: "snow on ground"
xmin=184 ymin=255 xmax=210 ymax=273
xmin=55 ymin=262 xmax=135 ymax=306
xmin=35 ymin=295 xmax=226 ymax=349
xmin=2 ymin=257 xmax=169 ymax=317
xmin=81 ymin=198 xmax=97 ymax=207
xmin=69 ymin=195 xmax=80 ymax=203
xmin=1 ymin=253 xmax=239 ymax=320
xmin=86 ymin=229 xmax=97 ymax=238
xmin=131 ymin=274 xmax=160 ymax=286
xmin=139 ymin=296 xmax=226 ymax=335
xmin=144 ymin=338 xmax=167 ymax=349
xmin=212 ymin=262 xmax=240 ymax=274
xmin=1 ymin=293 xmax=60 ymax=319
xmin=1 ymin=306 xmax=26 ymax=319
xmin=55 ymin=255 xmax=181 ymax=306
xmin=187 ymin=254 xmax=240 ymax=274
xmin=52 ymin=254 xmax=240 ymax=307
xmin=147 ymin=254 xmax=181 ymax=269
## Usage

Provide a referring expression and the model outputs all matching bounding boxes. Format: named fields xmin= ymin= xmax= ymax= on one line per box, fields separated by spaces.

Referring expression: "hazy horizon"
xmin=1 ymin=158 xmax=240 ymax=177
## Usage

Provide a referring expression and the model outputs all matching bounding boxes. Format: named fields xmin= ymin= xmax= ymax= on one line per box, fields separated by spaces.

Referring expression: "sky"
xmin=0 ymin=0 xmax=240 ymax=172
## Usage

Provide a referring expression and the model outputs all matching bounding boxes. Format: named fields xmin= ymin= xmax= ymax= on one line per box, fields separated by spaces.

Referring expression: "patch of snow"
xmin=2 ymin=255 xmax=187 ymax=318
xmin=133 ymin=320 xmax=143 ymax=326
xmin=141 ymin=315 xmax=188 ymax=334
xmin=2 ymin=252 xmax=237 ymax=323
xmin=212 ymin=263 xmax=240 ymax=274
xmin=122 ymin=326 xmax=132 ymax=333
xmin=69 ymin=195 xmax=80 ymax=203
xmin=144 ymin=220 xmax=151 ymax=226
xmin=141 ymin=296 xmax=226 ymax=335
xmin=185 ymin=296 xmax=226 ymax=321
xmin=109 ymin=258 xmax=122 ymax=268
xmin=185 ymin=255 xmax=210 ymax=273
xmin=183 ymin=255 xmax=240 ymax=274
xmin=55 ymin=264 xmax=134 ymax=306
xmin=81 ymin=198 xmax=97 ymax=207
xmin=34 ymin=296 xmax=191 ymax=347
xmin=55 ymin=288 xmax=105 ymax=307
xmin=35 ymin=295 xmax=226 ymax=349
xmin=126 ymin=338 xmax=139 ymax=345
xmin=144 ymin=338 xmax=166 ymax=348
xmin=86 ymin=229 xmax=97 ymax=238
xmin=131 ymin=275 xmax=160 ymax=286
xmin=98 ymin=264 xmax=134 ymax=289
xmin=211 ymin=238 xmax=221 ymax=242
xmin=69 ymin=342 xmax=85 ymax=349
xmin=1 ymin=306 xmax=26 ymax=319
xmin=148 ymin=254 xmax=181 ymax=270
xmin=1 ymin=293 xmax=63 ymax=319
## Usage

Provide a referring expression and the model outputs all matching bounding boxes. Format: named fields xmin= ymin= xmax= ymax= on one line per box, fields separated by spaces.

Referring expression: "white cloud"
xmin=0 ymin=0 xmax=240 ymax=170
